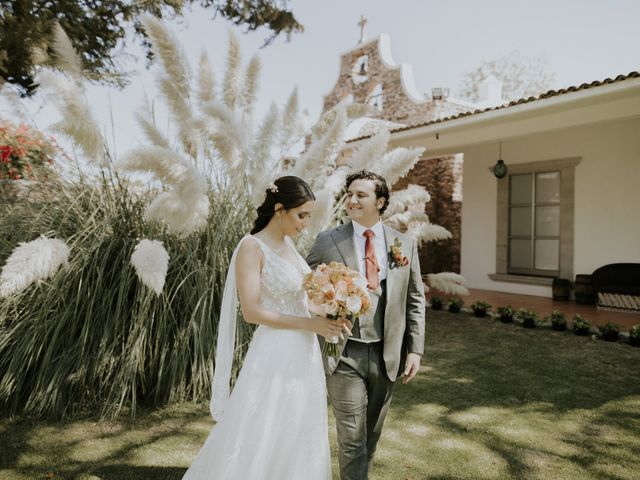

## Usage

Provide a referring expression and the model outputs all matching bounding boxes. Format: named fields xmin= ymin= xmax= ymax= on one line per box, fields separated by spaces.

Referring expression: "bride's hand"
xmin=310 ymin=317 xmax=343 ymax=339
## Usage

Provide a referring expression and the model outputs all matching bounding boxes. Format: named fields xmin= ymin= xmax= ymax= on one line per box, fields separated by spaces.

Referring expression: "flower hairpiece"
xmin=267 ymin=182 xmax=279 ymax=193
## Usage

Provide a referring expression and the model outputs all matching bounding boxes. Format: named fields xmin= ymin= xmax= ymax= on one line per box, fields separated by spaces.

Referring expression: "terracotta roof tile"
xmin=346 ymin=71 xmax=640 ymax=143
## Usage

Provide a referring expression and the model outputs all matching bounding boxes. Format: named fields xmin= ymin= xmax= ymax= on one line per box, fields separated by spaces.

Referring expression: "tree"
xmin=458 ymin=50 xmax=555 ymax=102
xmin=0 ymin=0 xmax=303 ymax=96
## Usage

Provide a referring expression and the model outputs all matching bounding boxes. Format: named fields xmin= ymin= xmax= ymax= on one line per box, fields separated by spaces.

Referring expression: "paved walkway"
xmin=427 ymin=288 xmax=639 ymax=331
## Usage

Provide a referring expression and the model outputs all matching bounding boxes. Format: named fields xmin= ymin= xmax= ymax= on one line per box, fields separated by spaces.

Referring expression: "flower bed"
xmin=0 ymin=121 xmax=59 ymax=181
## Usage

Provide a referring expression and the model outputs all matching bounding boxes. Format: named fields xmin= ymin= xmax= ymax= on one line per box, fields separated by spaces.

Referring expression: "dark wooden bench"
xmin=591 ymin=263 xmax=640 ymax=313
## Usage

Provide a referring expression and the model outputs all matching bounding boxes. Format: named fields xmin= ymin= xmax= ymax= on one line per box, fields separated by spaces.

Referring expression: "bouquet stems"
xmin=322 ymin=341 xmax=340 ymax=357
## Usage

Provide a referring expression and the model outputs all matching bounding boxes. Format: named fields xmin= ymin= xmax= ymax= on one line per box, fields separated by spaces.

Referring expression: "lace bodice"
xmin=252 ymin=236 xmax=311 ymax=317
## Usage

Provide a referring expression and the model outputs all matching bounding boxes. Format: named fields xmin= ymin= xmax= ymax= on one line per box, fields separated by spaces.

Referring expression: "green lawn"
xmin=2 ymin=311 xmax=639 ymax=480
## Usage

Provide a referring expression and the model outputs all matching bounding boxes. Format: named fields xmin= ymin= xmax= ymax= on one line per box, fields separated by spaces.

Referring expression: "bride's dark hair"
xmin=250 ymin=176 xmax=315 ymax=235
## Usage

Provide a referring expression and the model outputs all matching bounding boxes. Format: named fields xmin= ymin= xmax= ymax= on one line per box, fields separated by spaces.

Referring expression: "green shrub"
xmin=497 ymin=305 xmax=513 ymax=323
xmin=448 ymin=297 xmax=463 ymax=313
xmin=572 ymin=314 xmax=591 ymax=336
xmin=597 ymin=322 xmax=620 ymax=342
xmin=629 ymin=325 xmax=640 ymax=347
xmin=547 ymin=310 xmax=567 ymax=331
xmin=470 ymin=301 xmax=491 ymax=318
xmin=517 ymin=308 xmax=538 ymax=329
xmin=429 ymin=296 xmax=443 ymax=311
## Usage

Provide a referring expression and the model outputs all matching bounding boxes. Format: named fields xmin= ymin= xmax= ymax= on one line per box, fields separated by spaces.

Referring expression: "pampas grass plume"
xmin=223 ymin=30 xmax=242 ymax=109
xmin=407 ymin=223 xmax=452 ymax=244
xmin=324 ymin=167 xmax=349 ymax=196
xmin=386 ymin=185 xmax=431 ymax=215
xmin=37 ymin=70 xmax=106 ymax=167
xmin=118 ymin=146 xmax=203 ymax=191
xmin=292 ymin=107 xmax=347 ymax=186
xmin=250 ymin=103 xmax=280 ymax=205
xmin=376 ymin=147 xmax=425 ymax=186
xmin=197 ymin=50 xmax=216 ymax=104
xmin=145 ymin=191 xmax=210 ymax=236
xmin=140 ymin=14 xmax=191 ymax=94
xmin=0 ymin=237 xmax=70 ymax=297
xmin=349 ymin=129 xmax=390 ymax=172
xmin=52 ymin=23 xmax=83 ymax=80
xmin=305 ymin=189 xmax=334 ymax=240
xmin=201 ymin=101 xmax=248 ymax=169
xmin=427 ymin=272 xmax=469 ymax=296
xmin=135 ymin=112 xmax=170 ymax=149
xmin=280 ymin=87 xmax=299 ymax=145
xmin=242 ymin=55 xmax=261 ymax=115
xmin=130 ymin=239 xmax=169 ymax=296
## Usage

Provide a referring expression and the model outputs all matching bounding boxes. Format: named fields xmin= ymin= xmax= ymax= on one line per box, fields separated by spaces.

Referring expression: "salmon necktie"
xmin=363 ymin=229 xmax=380 ymax=290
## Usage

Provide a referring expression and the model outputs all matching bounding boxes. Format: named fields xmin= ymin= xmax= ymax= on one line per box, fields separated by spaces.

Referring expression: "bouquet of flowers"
xmin=0 ymin=121 xmax=59 ymax=180
xmin=303 ymin=261 xmax=371 ymax=357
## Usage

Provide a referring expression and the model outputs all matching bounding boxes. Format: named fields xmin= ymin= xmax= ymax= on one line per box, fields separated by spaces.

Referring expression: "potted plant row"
xmin=517 ymin=308 xmax=538 ymax=328
xmin=630 ymin=325 xmax=640 ymax=347
xmin=434 ymin=296 xmax=637 ymax=347
xmin=572 ymin=314 xmax=591 ymax=336
xmin=546 ymin=310 xmax=567 ymax=331
xmin=470 ymin=301 xmax=491 ymax=318
xmin=597 ymin=322 xmax=620 ymax=342
xmin=497 ymin=305 xmax=514 ymax=323
xmin=429 ymin=296 xmax=444 ymax=311
xmin=448 ymin=297 xmax=463 ymax=313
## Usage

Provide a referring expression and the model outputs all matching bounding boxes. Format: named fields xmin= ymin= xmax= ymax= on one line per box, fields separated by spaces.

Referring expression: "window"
xmin=367 ymin=84 xmax=383 ymax=112
xmin=351 ymin=55 xmax=369 ymax=84
xmin=492 ymin=157 xmax=580 ymax=285
xmin=508 ymin=171 xmax=560 ymax=276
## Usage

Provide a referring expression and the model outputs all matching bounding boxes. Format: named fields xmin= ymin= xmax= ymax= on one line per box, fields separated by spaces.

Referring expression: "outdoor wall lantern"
xmin=493 ymin=142 xmax=508 ymax=178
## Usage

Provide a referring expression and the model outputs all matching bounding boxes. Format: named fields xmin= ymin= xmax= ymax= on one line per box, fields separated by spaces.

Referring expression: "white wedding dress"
xmin=182 ymin=235 xmax=331 ymax=480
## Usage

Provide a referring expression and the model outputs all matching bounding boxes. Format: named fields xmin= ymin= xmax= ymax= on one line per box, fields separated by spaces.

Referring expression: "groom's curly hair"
xmin=345 ymin=170 xmax=390 ymax=214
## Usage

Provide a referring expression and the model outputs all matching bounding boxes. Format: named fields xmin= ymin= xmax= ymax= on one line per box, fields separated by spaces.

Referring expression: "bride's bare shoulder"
xmin=236 ymin=236 xmax=264 ymax=265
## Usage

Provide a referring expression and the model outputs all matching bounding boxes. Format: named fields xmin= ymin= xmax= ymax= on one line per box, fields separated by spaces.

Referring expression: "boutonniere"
xmin=389 ymin=238 xmax=409 ymax=268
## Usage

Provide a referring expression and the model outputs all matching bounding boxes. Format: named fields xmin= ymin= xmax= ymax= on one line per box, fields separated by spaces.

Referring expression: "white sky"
xmin=8 ymin=0 xmax=640 ymax=156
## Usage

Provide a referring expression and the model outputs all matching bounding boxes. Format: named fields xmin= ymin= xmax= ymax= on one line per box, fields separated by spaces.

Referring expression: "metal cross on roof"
xmin=358 ymin=15 xmax=368 ymax=44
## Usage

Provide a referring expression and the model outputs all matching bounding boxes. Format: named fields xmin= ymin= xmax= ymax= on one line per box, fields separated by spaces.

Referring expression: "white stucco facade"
xmin=373 ymin=75 xmax=640 ymax=297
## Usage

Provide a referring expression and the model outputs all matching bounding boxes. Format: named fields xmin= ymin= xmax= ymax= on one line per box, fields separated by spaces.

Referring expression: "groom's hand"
xmin=402 ymin=353 xmax=422 ymax=384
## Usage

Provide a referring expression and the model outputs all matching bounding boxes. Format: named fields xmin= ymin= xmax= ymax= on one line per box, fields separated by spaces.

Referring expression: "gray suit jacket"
xmin=306 ymin=221 xmax=425 ymax=381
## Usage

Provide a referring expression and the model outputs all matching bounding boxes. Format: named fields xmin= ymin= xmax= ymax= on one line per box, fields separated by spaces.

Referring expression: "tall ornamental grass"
xmin=0 ymin=173 xmax=251 ymax=418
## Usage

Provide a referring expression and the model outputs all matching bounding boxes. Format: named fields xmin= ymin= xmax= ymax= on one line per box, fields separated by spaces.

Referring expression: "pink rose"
xmin=323 ymin=300 xmax=339 ymax=316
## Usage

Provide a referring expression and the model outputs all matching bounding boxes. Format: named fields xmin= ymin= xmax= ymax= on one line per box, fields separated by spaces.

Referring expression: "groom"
xmin=307 ymin=170 xmax=425 ymax=480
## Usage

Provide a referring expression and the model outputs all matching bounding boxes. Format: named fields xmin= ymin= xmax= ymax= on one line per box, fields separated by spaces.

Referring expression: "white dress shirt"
xmin=352 ymin=220 xmax=387 ymax=281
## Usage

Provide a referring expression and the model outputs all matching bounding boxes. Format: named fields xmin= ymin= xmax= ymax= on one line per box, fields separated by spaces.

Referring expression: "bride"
xmin=182 ymin=176 xmax=345 ymax=479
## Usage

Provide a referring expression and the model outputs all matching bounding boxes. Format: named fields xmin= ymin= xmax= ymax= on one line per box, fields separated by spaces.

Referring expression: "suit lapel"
xmin=383 ymin=225 xmax=400 ymax=328
xmin=330 ymin=222 xmax=359 ymax=272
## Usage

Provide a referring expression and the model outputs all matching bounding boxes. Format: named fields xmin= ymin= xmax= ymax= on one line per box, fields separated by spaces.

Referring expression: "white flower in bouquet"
xmin=346 ymin=295 xmax=363 ymax=315
xmin=321 ymin=283 xmax=335 ymax=296
xmin=322 ymin=300 xmax=339 ymax=316
xmin=335 ymin=280 xmax=348 ymax=302
xmin=353 ymin=276 xmax=368 ymax=291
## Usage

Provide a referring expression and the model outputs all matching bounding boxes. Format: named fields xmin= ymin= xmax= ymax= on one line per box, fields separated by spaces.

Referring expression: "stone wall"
xmin=393 ymin=155 xmax=462 ymax=275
